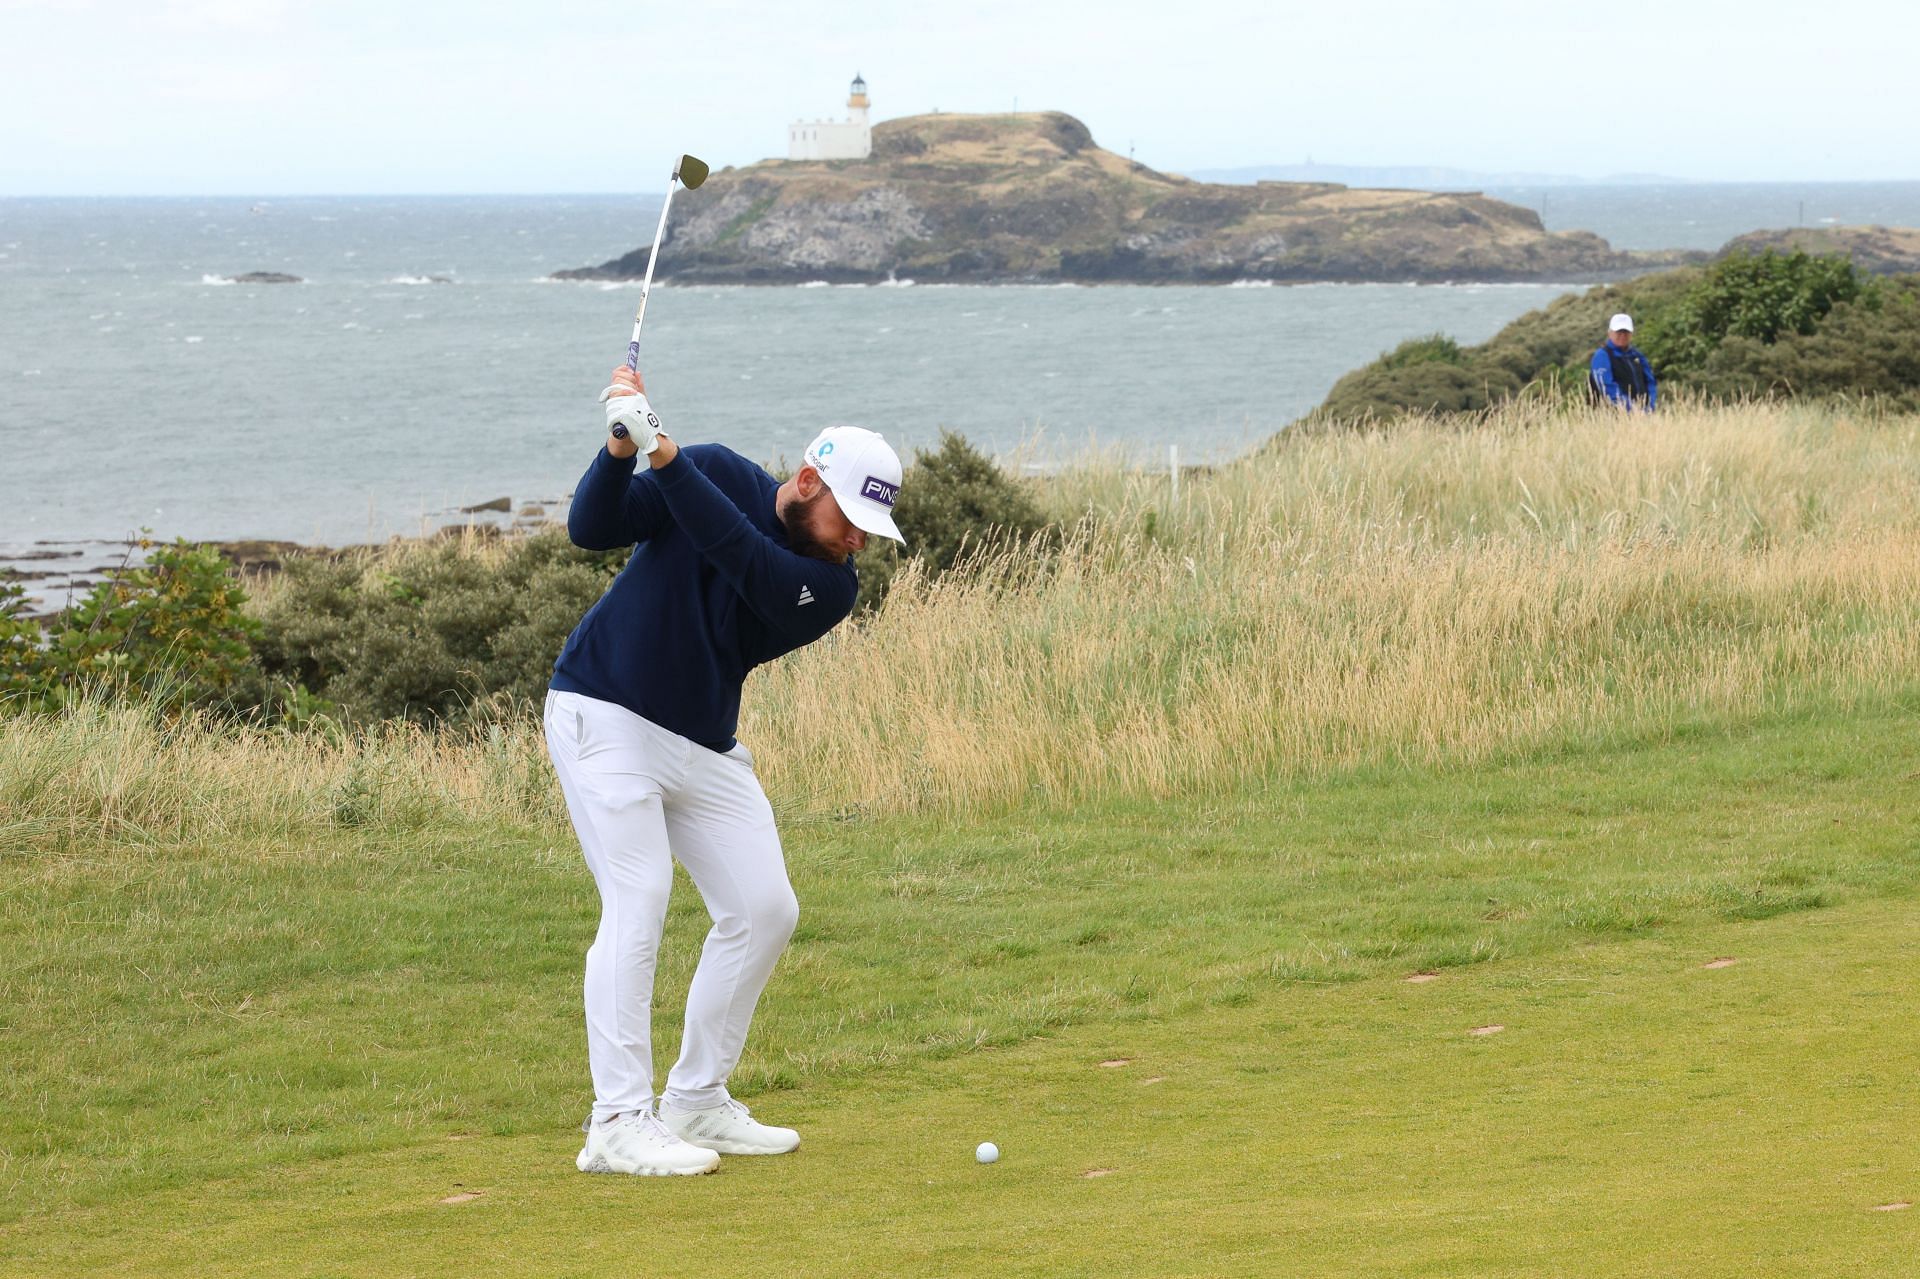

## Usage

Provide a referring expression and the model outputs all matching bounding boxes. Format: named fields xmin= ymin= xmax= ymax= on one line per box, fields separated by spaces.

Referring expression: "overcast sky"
xmin=3 ymin=0 xmax=1914 ymax=195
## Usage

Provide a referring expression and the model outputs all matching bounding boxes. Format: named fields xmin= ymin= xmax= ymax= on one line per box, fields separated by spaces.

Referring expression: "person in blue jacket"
xmin=549 ymin=364 xmax=906 ymax=1177
xmin=1588 ymin=312 xmax=1658 ymax=412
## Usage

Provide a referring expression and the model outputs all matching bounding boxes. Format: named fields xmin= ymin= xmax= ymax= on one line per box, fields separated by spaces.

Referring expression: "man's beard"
xmin=780 ymin=489 xmax=845 ymax=564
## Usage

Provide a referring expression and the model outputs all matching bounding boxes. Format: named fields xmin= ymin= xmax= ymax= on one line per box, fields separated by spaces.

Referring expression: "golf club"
xmin=611 ymin=153 xmax=708 ymax=440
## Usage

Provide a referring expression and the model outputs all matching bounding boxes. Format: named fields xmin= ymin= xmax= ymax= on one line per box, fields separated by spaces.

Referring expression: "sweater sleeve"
xmin=567 ymin=446 xmax=671 ymax=551
xmin=651 ymin=451 xmax=857 ymax=644
xmin=1641 ymin=353 xmax=1658 ymax=411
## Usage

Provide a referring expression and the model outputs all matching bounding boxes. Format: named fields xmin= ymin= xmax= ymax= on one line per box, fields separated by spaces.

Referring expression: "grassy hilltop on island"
xmin=556 ymin=112 xmax=1685 ymax=286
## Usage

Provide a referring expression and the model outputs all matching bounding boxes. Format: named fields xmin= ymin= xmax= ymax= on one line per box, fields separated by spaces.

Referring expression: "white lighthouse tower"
xmin=788 ymin=74 xmax=873 ymax=161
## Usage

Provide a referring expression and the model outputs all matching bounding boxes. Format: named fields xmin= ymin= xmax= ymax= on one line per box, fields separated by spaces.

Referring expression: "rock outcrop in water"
xmin=555 ymin=112 xmax=1684 ymax=286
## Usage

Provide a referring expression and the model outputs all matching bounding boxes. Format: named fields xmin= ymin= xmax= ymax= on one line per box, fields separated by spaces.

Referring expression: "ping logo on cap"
xmin=860 ymin=476 xmax=899 ymax=508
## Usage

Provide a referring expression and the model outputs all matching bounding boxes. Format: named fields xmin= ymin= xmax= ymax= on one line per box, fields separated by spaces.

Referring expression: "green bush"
xmin=1317 ymin=358 xmax=1520 ymax=422
xmin=1379 ymin=333 xmax=1466 ymax=370
xmin=852 ymin=430 xmax=1053 ymax=613
xmin=0 ymin=582 xmax=51 ymax=707
xmin=1688 ymin=279 xmax=1920 ymax=406
xmin=1643 ymin=249 xmax=1880 ymax=378
xmin=1 ymin=541 xmax=260 ymax=714
xmin=246 ymin=530 xmax=625 ymax=725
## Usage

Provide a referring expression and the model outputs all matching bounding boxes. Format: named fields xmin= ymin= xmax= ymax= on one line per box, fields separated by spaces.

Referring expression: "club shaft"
xmin=624 ymin=180 xmax=681 ymax=370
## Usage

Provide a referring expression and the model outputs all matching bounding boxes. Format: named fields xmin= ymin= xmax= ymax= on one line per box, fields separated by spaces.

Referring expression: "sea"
xmin=4 ymin=183 xmax=1918 ymax=605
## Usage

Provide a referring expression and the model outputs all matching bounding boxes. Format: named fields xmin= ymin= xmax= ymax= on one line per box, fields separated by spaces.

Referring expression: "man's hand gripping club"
xmin=601 ymin=367 xmax=678 ymax=468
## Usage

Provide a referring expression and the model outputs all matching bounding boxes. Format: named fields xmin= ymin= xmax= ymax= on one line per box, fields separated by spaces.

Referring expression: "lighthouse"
xmin=788 ymin=74 xmax=873 ymax=161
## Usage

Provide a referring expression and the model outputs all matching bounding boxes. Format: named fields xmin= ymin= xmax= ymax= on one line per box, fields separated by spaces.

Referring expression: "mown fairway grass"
xmin=5 ymin=699 xmax=1919 ymax=1275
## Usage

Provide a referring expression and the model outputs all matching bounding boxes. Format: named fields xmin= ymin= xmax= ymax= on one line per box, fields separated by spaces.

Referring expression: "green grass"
xmin=3 ymin=699 xmax=1919 ymax=1273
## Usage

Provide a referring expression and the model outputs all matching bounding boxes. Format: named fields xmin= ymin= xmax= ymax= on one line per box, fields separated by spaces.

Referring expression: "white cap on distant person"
xmin=1609 ymin=313 xmax=1634 ymax=333
xmin=803 ymin=426 xmax=906 ymax=545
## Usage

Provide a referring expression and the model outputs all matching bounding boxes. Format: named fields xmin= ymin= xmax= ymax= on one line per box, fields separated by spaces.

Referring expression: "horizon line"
xmin=8 ymin=178 xmax=1920 ymax=201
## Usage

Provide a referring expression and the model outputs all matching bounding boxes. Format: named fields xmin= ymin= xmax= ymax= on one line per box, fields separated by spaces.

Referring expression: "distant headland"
xmin=553 ymin=109 xmax=1694 ymax=287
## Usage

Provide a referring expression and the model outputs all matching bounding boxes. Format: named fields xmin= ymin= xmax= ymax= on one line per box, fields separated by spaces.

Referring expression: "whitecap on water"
xmin=797 ymin=281 xmax=831 ymax=288
xmin=200 ymin=273 xmax=235 ymax=286
xmin=184 ymin=335 xmax=204 ymax=343
xmin=1227 ymin=279 xmax=1275 ymax=288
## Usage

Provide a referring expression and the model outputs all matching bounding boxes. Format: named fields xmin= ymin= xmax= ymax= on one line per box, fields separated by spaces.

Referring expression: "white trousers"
xmin=543 ymin=689 xmax=798 ymax=1120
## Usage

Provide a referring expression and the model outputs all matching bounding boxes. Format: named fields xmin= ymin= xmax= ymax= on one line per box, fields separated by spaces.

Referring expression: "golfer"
xmin=546 ymin=365 xmax=905 ymax=1176
xmin=1588 ymin=312 xmax=1659 ymax=412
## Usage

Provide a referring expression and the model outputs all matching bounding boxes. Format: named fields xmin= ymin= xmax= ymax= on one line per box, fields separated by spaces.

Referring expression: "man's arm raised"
xmin=568 ymin=368 xmax=671 ymax=551
xmin=609 ymin=371 xmax=855 ymax=642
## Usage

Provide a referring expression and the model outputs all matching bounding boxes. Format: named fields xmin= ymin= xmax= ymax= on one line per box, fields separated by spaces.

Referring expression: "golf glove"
xmin=600 ymin=385 xmax=665 ymax=454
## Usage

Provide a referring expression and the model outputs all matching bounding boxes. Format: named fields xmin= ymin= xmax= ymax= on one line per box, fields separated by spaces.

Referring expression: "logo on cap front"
xmin=860 ymin=476 xmax=899 ymax=508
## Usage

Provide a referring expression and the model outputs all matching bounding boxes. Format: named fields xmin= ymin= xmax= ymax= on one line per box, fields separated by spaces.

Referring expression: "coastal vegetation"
xmin=5 ymin=399 xmax=1919 ymax=1274
xmin=7 ymin=399 xmax=1917 ymax=827
xmin=1314 ymin=249 xmax=1920 ymax=422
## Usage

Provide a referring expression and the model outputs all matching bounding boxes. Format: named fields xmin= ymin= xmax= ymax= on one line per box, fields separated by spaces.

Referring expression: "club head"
xmin=675 ymin=154 xmax=710 ymax=190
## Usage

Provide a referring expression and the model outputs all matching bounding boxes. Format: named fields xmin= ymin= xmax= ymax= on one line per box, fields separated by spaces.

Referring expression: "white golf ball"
xmin=976 ymin=1141 xmax=999 ymax=1164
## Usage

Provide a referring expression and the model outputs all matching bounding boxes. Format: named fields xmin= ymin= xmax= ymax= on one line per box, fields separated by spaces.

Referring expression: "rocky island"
xmin=556 ymin=112 xmax=1685 ymax=286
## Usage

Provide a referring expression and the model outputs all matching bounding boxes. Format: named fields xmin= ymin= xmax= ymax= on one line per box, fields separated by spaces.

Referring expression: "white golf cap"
xmin=1609 ymin=312 xmax=1634 ymax=332
xmin=802 ymin=425 xmax=906 ymax=545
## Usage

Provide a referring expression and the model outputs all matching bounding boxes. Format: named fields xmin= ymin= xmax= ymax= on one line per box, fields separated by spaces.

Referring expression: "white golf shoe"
xmin=575 ymin=1110 xmax=720 ymax=1176
xmin=659 ymin=1098 xmax=801 ymax=1155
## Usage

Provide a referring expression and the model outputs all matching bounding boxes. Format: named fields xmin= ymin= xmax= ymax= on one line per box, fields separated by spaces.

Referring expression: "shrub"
xmin=2 ymin=541 xmax=261 ymax=714
xmin=1643 ymin=249 xmax=1880 ymax=378
xmin=852 ymin=430 xmax=1053 ymax=613
xmin=246 ymin=530 xmax=625 ymax=725
xmin=1689 ymin=279 xmax=1920 ymax=406
xmin=1318 ymin=358 xmax=1519 ymax=423
xmin=0 ymin=582 xmax=51 ymax=707
xmin=1378 ymin=333 xmax=1465 ymax=370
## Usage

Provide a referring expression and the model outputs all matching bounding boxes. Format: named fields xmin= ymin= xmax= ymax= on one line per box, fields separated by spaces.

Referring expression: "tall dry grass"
xmin=5 ymin=400 xmax=1918 ymax=848
xmin=747 ymin=399 xmax=1920 ymax=811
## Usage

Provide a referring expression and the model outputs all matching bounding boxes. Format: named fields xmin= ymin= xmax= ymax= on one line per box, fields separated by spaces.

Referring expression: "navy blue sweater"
xmin=550 ymin=444 xmax=857 ymax=751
